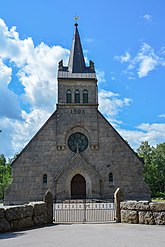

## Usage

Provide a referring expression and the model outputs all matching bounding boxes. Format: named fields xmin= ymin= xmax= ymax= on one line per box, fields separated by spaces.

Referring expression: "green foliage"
xmin=0 ymin=154 xmax=12 ymax=200
xmin=137 ymin=141 xmax=165 ymax=198
xmin=154 ymin=191 xmax=165 ymax=199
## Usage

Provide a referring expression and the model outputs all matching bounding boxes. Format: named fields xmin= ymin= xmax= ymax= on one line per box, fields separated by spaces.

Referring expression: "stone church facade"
xmin=5 ymin=23 xmax=150 ymax=205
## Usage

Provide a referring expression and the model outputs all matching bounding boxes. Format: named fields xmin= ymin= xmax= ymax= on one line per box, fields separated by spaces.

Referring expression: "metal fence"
xmin=53 ymin=200 xmax=115 ymax=223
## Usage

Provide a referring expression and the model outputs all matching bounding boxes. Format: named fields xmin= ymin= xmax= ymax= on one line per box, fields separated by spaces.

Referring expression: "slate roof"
xmin=58 ymin=23 xmax=95 ymax=75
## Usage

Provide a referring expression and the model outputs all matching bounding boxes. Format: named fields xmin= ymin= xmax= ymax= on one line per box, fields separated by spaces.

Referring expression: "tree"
xmin=137 ymin=141 xmax=165 ymax=198
xmin=153 ymin=143 xmax=165 ymax=195
xmin=0 ymin=154 xmax=6 ymax=166
xmin=0 ymin=154 xmax=12 ymax=200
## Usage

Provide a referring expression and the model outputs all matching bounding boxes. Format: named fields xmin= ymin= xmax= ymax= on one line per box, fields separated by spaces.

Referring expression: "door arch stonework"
xmin=65 ymin=168 xmax=92 ymax=199
xmin=55 ymin=154 xmax=101 ymax=200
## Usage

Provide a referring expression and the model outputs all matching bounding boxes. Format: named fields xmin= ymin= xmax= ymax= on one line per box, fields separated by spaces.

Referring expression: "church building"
xmin=5 ymin=23 xmax=150 ymax=205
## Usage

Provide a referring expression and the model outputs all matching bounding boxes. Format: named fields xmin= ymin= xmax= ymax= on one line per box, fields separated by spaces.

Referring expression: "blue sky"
xmin=0 ymin=0 xmax=165 ymax=158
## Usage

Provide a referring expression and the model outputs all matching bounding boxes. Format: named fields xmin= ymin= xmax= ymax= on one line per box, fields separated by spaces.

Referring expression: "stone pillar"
xmin=114 ymin=188 xmax=121 ymax=223
xmin=44 ymin=190 xmax=53 ymax=224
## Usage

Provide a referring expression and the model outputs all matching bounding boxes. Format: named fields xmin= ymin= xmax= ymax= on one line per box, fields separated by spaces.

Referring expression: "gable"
xmin=12 ymin=110 xmax=57 ymax=166
xmin=97 ymin=110 xmax=143 ymax=164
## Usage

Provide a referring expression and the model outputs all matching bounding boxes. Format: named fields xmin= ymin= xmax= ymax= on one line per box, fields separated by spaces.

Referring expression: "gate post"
xmin=114 ymin=188 xmax=121 ymax=223
xmin=44 ymin=190 xmax=53 ymax=224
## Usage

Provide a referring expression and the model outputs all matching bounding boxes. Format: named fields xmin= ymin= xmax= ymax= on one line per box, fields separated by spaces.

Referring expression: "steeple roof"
xmin=58 ymin=23 xmax=95 ymax=76
xmin=68 ymin=23 xmax=86 ymax=73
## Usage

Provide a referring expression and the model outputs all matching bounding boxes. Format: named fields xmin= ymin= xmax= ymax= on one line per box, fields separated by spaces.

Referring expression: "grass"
xmin=152 ymin=199 xmax=165 ymax=202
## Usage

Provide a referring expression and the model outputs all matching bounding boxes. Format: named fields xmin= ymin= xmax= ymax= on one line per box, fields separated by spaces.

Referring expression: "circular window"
xmin=68 ymin=132 xmax=88 ymax=153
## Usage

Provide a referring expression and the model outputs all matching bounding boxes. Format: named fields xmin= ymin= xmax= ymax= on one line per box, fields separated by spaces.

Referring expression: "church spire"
xmin=58 ymin=22 xmax=95 ymax=75
xmin=68 ymin=23 xmax=86 ymax=73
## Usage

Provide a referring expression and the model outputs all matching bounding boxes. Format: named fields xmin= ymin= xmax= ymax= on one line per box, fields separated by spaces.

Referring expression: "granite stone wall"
xmin=0 ymin=191 xmax=53 ymax=233
xmin=121 ymin=201 xmax=165 ymax=225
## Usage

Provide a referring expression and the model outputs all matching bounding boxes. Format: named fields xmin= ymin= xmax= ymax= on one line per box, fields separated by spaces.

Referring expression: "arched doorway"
xmin=71 ymin=174 xmax=86 ymax=199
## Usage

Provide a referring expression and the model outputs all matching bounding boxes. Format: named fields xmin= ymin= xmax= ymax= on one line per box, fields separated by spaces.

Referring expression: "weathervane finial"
xmin=74 ymin=16 xmax=79 ymax=26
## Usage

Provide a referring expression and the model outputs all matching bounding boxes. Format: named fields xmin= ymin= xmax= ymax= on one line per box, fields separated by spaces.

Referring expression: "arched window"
xmin=75 ymin=90 xmax=80 ymax=103
xmin=43 ymin=174 xmax=47 ymax=185
xmin=66 ymin=90 xmax=72 ymax=103
xmin=109 ymin=173 xmax=113 ymax=182
xmin=83 ymin=89 xmax=88 ymax=103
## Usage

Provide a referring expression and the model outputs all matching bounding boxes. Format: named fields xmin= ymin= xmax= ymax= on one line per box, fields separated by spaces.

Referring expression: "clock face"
xmin=68 ymin=132 xmax=88 ymax=153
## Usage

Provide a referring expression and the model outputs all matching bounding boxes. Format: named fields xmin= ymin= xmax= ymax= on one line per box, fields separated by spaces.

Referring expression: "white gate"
xmin=54 ymin=200 xmax=115 ymax=223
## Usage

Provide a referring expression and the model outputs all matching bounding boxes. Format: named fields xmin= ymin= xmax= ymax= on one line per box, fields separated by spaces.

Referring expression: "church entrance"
xmin=54 ymin=175 xmax=115 ymax=224
xmin=71 ymin=174 xmax=86 ymax=199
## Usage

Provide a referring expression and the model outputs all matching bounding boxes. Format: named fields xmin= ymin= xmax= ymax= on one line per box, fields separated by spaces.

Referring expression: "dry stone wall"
xmin=0 ymin=191 xmax=53 ymax=233
xmin=121 ymin=201 xmax=165 ymax=225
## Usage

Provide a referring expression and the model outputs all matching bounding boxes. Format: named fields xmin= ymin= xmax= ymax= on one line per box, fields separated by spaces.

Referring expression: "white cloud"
xmin=98 ymin=89 xmax=132 ymax=124
xmin=136 ymin=43 xmax=159 ymax=77
xmin=143 ymin=14 xmax=153 ymax=23
xmin=158 ymin=114 xmax=165 ymax=118
xmin=79 ymin=63 xmax=132 ymax=126
xmin=115 ymin=42 xmax=165 ymax=78
xmin=0 ymin=58 xmax=12 ymax=86
xmin=0 ymin=18 xmax=69 ymax=157
xmin=138 ymin=123 xmax=165 ymax=133
xmin=17 ymin=43 xmax=69 ymax=110
xmin=118 ymin=122 xmax=165 ymax=150
xmin=0 ymin=59 xmax=22 ymax=119
xmin=0 ymin=18 xmax=69 ymax=111
xmin=139 ymin=123 xmax=165 ymax=145
xmin=159 ymin=47 xmax=165 ymax=56
xmin=12 ymin=108 xmax=52 ymax=154
xmin=0 ymin=108 xmax=52 ymax=157
xmin=115 ymin=51 xmax=131 ymax=63
xmin=96 ymin=69 xmax=106 ymax=83
xmin=118 ymin=128 xmax=145 ymax=149
xmin=138 ymin=56 xmax=158 ymax=78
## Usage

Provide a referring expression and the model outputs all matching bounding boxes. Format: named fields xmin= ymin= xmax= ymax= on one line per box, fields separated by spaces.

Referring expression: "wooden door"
xmin=71 ymin=174 xmax=86 ymax=199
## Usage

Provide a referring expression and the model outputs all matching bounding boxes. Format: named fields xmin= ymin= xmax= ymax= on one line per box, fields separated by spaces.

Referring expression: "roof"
xmin=58 ymin=23 xmax=95 ymax=75
xmin=68 ymin=23 xmax=86 ymax=73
